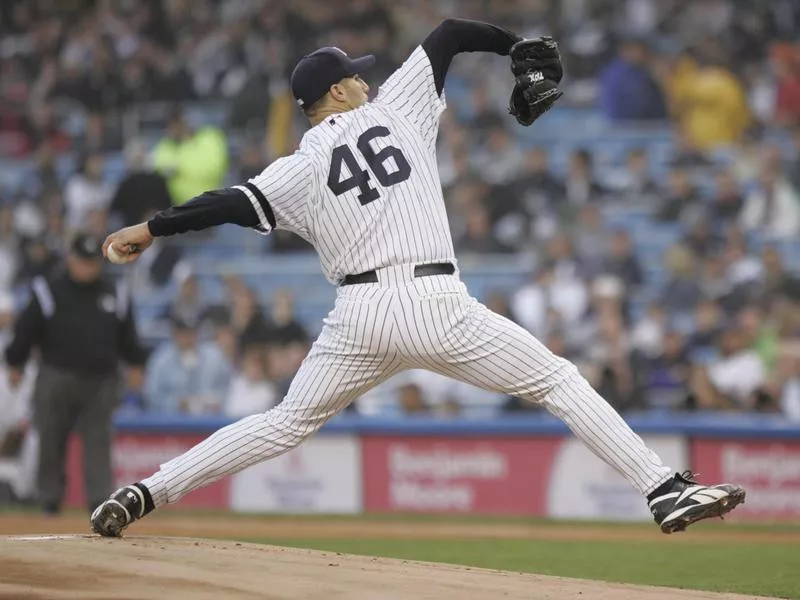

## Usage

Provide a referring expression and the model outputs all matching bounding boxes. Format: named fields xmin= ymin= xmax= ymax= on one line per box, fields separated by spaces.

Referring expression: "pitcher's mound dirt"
xmin=0 ymin=535 xmax=774 ymax=600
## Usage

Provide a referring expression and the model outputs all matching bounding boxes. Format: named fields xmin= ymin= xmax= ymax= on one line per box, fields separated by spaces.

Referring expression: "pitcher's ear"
xmin=330 ymin=83 xmax=346 ymax=102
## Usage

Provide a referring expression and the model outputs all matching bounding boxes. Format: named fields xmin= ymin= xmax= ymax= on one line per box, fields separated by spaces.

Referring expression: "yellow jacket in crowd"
xmin=669 ymin=57 xmax=751 ymax=151
xmin=153 ymin=126 xmax=229 ymax=205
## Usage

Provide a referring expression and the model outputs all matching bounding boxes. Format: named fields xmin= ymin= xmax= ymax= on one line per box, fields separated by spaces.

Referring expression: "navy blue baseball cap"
xmin=291 ymin=47 xmax=375 ymax=109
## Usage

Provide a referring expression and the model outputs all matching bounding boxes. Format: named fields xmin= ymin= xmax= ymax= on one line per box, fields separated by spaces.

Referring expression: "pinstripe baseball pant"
xmin=142 ymin=266 xmax=672 ymax=506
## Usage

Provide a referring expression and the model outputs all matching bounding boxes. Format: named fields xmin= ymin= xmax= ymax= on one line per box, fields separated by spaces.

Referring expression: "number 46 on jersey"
xmin=327 ymin=126 xmax=412 ymax=205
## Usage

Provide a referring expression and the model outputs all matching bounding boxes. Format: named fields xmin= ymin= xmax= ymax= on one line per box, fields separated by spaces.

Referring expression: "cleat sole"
xmin=660 ymin=488 xmax=746 ymax=534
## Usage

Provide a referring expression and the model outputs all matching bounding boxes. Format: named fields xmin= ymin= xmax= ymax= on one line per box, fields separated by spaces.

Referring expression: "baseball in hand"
xmin=106 ymin=244 xmax=126 ymax=264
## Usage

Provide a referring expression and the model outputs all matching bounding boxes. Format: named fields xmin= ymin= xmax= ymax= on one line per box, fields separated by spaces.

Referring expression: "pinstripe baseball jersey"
xmin=234 ymin=46 xmax=455 ymax=284
xmin=110 ymin=20 xmax=706 ymax=530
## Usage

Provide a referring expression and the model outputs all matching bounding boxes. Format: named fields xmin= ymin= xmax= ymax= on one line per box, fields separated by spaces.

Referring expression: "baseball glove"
xmin=508 ymin=36 xmax=564 ymax=127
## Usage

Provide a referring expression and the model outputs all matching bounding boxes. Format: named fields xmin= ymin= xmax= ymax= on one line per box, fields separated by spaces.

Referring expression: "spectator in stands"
xmin=776 ymin=348 xmax=800 ymax=420
xmin=583 ymin=304 xmax=641 ymax=412
xmin=60 ymin=35 xmax=126 ymax=114
xmin=24 ymin=102 xmax=71 ymax=156
xmin=599 ymin=37 xmax=668 ymax=121
xmin=546 ymin=232 xmax=584 ymax=282
xmin=698 ymin=253 xmax=736 ymax=311
xmin=761 ymin=245 xmax=798 ymax=302
xmin=471 ymin=124 xmax=524 ymax=185
xmin=682 ymin=215 xmax=723 ymax=259
xmin=513 ymin=148 xmax=565 ymax=207
xmin=789 ymin=127 xmax=800 ymax=191
xmin=544 ymin=329 xmax=578 ymax=362
xmin=661 ymin=244 xmax=702 ymax=313
xmin=724 ymin=239 xmax=764 ymax=295
xmin=640 ymin=329 xmax=691 ymax=409
xmin=572 ymin=204 xmax=607 ymax=277
xmin=225 ymin=342 xmax=279 ymax=417
xmin=79 ymin=111 xmax=123 ymax=154
xmin=468 ymin=85 xmax=504 ymax=136
xmin=669 ymin=129 xmax=714 ymax=168
xmin=110 ymin=139 xmax=172 ymax=228
xmin=605 ymin=148 xmax=659 ymax=200
xmin=456 ymin=202 xmax=514 ymax=254
xmin=655 ymin=168 xmax=699 ymax=222
xmin=550 ymin=278 xmax=591 ymax=332
xmin=738 ymin=306 xmax=779 ymax=375
xmin=631 ymin=301 xmax=667 ymax=359
xmin=13 ymin=235 xmax=58 ymax=287
xmin=773 ymin=43 xmax=800 ymax=127
xmin=265 ymin=289 xmax=309 ymax=347
xmin=688 ymin=329 xmax=769 ymax=411
xmin=688 ymin=299 xmax=724 ymax=355
xmin=494 ymin=148 xmax=565 ymax=247
xmin=120 ymin=56 xmax=157 ymax=107
xmin=152 ymin=107 xmax=228 ymax=205
xmin=709 ymin=170 xmax=744 ymax=225
xmin=439 ymin=142 xmax=474 ymax=191
xmin=603 ymin=229 xmax=644 ymax=289
xmin=445 ymin=177 xmax=488 ymax=248
xmin=163 ymin=272 xmax=208 ymax=327
xmin=511 ymin=266 xmax=551 ymax=338
xmin=0 ymin=291 xmax=37 ymax=504
xmin=564 ymin=150 xmax=605 ymax=207
xmin=670 ymin=48 xmax=751 ymax=151
xmin=568 ymin=274 xmax=621 ymax=350
xmin=488 ymin=147 xmax=564 ymax=249
xmin=63 ymin=151 xmax=113 ymax=233
xmin=0 ymin=205 xmax=16 ymax=295
xmin=396 ymin=379 xmax=429 ymax=414
xmin=229 ymin=285 xmax=271 ymax=349
xmin=15 ymin=144 xmax=61 ymax=206
xmin=237 ymin=141 xmax=266 ymax=182
xmin=144 ymin=315 xmax=232 ymax=415
xmin=485 ymin=290 xmax=517 ymax=324
xmin=740 ymin=161 xmax=800 ymax=239
xmin=211 ymin=320 xmax=239 ymax=367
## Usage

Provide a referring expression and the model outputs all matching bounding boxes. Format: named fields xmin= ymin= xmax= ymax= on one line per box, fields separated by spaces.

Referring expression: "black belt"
xmin=341 ymin=262 xmax=455 ymax=286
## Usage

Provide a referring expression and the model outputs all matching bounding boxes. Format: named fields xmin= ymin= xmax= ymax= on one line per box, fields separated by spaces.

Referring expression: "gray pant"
xmin=32 ymin=364 xmax=119 ymax=513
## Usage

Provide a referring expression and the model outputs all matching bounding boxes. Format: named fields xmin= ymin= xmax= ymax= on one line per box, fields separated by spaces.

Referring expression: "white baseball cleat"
xmin=90 ymin=485 xmax=149 ymax=538
xmin=649 ymin=471 xmax=746 ymax=534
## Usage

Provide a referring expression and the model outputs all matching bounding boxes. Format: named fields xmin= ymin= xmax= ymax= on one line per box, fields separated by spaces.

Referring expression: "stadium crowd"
xmin=0 ymin=0 xmax=799 ymax=438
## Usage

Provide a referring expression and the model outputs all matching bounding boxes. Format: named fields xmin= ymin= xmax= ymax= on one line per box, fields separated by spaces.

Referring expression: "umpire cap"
xmin=70 ymin=232 xmax=104 ymax=260
xmin=291 ymin=47 xmax=375 ymax=109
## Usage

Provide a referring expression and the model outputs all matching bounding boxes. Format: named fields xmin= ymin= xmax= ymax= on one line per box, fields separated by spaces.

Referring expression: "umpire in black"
xmin=4 ymin=232 xmax=148 ymax=515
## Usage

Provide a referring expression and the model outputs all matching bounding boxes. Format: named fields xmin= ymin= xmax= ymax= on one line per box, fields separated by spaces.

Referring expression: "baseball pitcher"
xmin=92 ymin=19 xmax=744 ymax=536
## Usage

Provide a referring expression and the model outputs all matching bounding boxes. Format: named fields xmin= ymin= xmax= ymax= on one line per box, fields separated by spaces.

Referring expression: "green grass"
xmin=154 ymin=508 xmax=800 ymax=533
xmin=240 ymin=536 xmax=799 ymax=599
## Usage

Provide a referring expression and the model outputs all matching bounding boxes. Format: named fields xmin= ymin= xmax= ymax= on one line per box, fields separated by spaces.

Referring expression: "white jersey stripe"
xmin=232 ymin=185 xmax=272 ymax=235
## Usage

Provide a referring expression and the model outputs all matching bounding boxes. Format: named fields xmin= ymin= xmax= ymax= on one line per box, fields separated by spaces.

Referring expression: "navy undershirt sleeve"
xmin=421 ymin=19 xmax=521 ymax=96
xmin=147 ymin=188 xmax=260 ymax=237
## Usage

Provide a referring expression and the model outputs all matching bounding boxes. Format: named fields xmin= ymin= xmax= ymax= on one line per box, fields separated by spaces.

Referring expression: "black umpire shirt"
xmin=4 ymin=267 xmax=148 ymax=375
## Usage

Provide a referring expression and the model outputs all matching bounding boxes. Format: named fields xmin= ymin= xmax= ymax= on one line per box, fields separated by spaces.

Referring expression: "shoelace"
xmin=679 ymin=470 xmax=700 ymax=484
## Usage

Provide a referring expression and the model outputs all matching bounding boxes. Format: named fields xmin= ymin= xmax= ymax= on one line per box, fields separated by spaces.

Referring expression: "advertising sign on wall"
xmin=66 ymin=433 xmax=229 ymax=509
xmin=230 ymin=435 xmax=361 ymax=513
xmin=362 ymin=436 xmax=560 ymax=515
xmin=692 ymin=439 xmax=800 ymax=520
xmin=547 ymin=435 xmax=687 ymax=520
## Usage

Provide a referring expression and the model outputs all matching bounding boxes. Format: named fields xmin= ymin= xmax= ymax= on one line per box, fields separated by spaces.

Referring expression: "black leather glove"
xmin=510 ymin=36 xmax=563 ymax=83
xmin=508 ymin=36 xmax=564 ymax=127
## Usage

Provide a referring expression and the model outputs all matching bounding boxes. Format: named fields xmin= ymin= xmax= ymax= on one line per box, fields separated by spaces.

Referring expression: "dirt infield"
xmin=0 ymin=535 xmax=778 ymax=600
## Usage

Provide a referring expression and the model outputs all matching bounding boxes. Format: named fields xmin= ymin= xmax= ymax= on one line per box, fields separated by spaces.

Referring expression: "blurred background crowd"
xmin=0 ymin=0 xmax=799 ymax=434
